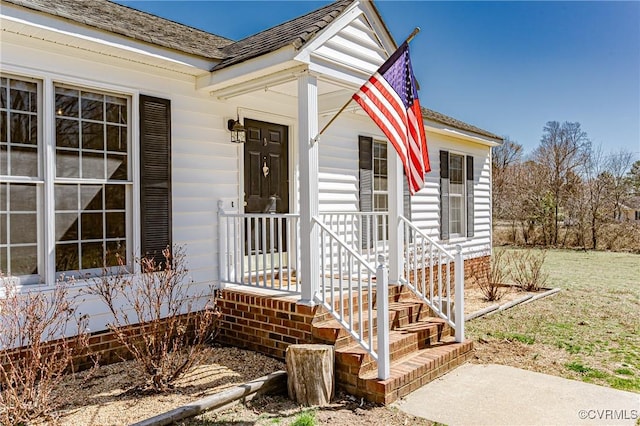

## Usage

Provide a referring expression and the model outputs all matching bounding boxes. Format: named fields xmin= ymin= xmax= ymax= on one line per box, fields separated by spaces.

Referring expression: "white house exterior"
xmin=0 ymin=0 xmax=502 ymax=354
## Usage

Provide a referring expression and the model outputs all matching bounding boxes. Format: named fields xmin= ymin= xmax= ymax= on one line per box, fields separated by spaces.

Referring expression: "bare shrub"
xmin=0 ymin=281 xmax=88 ymax=425
xmin=471 ymin=250 xmax=507 ymax=301
xmin=84 ymin=247 xmax=220 ymax=392
xmin=508 ymin=249 xmax=549 ymax=292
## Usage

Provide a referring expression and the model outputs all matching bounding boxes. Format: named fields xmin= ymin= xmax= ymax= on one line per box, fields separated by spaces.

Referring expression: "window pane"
xmin=81 ymin=241 xmax=103 ymax=269
xmin=0 ymin=146 xmax=6 ymax=175
xmin=0 ymin=78 xmax=6 ymax=109
xmin=106 ymin=125 xmax=127 ymax=152
xmin=106 ymin=212 xmax=125 ymax=238
xmin=0 ymin=247 xmax=6 ymax=273
xmin=56 ymin=149 xmax=80 ymax=178
xmin=81 ymin=92 xmax=104 ymax=121
xmin=82 ymin=151 xmax=105 ymax=179
xmin=10 ymin=213 xmax=37 ymax=244
xmin=10 ymin=245 xmax=38 ymax=276
xmin=10 ymin=80 xmax=37 ymax=113
xmin=80 ymin=185 xmax=103 ymax=210
xmin=106 ymin=153 xmax=127 ymax=180
xmin=81 ymin=212 xmax=103 ymax=240
xmin=55 ymin=184 xmax=78 ymax=211
xmin=1 ymin=111 xmax=6 ymax=143
xmin=9 ymin=183 xmax=37 ymax=211
xmin=10 ymin=113 xmax=37 ymax=145
xmin=10 ymin=146 xmax=37 ymax=177
xmin=56 ymin=243 xmax=79 ymax=271
xmin=106 ymin=240 xmax=126 ymax=266
xmin=0 ymin=213 xmax=5 ymax=244
xmin=55 ymin=88 xmax=79 ymax=118
xmin=450 ymin=154 xmax=464 ymax=185
xmin=105 ymin=185 xmax=125 ymax=210
xmin=82 ymin=121 xmax=104 ymax=150
xmin=55 ymin=213 xmax=78 ymax=241
xmin=56 ymin=118 xmax=79 ymax=148
xmin=106 ymin=96 xmax=127 ymax=124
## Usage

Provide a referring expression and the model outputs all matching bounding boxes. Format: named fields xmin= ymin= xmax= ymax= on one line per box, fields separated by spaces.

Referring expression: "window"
xmin=54 ymin=86 xmax=129 ymax=272
xmin=0 ymin=76 xmax=41 ymax=283
xmin=0 ymin=74 xmax=131 ymax=284
xmin=440 ymin=150 xmax=474 ymax=240
xmin=449 ymin=153 xmax=464 ymax=236
xmin=373 ymin=140 xmax=388 ymax=239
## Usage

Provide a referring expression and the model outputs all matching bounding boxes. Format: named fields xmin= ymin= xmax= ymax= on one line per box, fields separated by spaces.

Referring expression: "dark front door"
xmin=243 ymin=119 xmax=289 ymax=256
xmin=244 ymin=119 xmax=289 ymax=213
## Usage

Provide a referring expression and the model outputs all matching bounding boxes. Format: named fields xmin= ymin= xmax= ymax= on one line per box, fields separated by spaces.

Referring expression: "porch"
xmin=216 ymin=207 xmax=471 ymax=403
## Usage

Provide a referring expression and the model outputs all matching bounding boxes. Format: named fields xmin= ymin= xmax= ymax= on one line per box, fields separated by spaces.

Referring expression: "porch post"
xmin=388 ymin=149 xmax=404 ymax=284
xmin=298 ymin=73 xmax=320 ymax=305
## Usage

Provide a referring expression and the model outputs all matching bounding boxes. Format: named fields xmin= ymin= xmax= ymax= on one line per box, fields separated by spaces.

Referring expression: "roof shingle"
xmin=2 ymin=0 xmax=233 ymax=59
xmin=212 ymin=0 xmax=353 ymax=70
xmin=422 ymin=108 xmax=502 ymax=141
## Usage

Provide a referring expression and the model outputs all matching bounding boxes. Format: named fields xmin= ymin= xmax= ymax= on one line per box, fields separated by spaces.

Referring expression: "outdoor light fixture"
xmin=227 ymin=116 xmax=246 ymax=144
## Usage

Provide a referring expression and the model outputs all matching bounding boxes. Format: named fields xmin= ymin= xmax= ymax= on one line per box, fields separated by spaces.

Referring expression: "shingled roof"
xmin=2 ymin=0 xmax=233 ymax=59
xmin=422 ymin=108 xmax=502 ymax=141
xmin=3 ymin=0 xmax=503 ymax=141
xmin=213 ymin=0 xmax=353 ymax=70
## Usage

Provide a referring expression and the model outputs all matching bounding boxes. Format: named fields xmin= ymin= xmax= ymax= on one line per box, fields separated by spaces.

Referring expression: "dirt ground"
xmin=41 ymin=284 xmax=545 ymax=425
xmin=45 ymin=344 xmax=432 ymax=426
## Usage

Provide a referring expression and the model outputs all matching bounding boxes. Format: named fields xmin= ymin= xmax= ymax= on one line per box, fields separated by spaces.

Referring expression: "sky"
xmin=118 ymin=0 xmax=640 ymax=158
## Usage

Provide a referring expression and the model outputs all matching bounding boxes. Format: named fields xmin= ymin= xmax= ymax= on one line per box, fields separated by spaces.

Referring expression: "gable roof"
xmin=2 ymin=0 xmax=503 ymax=142
xmin=213 ymin=0 xmax=353 ymax=71
xmin=1 ymin=0 xmax=233 ymax=59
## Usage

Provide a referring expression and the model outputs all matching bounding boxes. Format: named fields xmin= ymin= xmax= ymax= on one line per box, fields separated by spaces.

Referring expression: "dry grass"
xmin=468 ymin=248 xmax=640 ymax=392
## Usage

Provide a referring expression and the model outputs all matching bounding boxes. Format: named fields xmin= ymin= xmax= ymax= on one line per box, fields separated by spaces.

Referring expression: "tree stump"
xmin=285 ymin=344 xmax=334 ymax=406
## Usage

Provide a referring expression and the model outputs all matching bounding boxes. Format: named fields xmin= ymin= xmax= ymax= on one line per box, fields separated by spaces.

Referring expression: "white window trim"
xmin=1 ymin=68 xmax=141 ymax=290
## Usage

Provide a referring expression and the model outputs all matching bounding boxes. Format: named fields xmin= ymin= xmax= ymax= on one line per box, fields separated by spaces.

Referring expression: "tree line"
xmin=492 ymin=121 xmax=640 ymax=251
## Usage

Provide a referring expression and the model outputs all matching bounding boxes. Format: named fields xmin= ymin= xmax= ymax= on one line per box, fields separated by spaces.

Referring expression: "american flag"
xmin=353 ymin=42 xmax=430 ymax=195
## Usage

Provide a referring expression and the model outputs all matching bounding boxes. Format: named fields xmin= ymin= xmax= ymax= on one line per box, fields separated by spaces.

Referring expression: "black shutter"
xmin=140 ymin=95 xmax=172 ymax=264
xmin=359 ymin=136 xmax=373 ymax=249
xmin=440 ymin=150 xmax=450 ymax=240
xmin=466 ymin=155 xmax=475 ymax=238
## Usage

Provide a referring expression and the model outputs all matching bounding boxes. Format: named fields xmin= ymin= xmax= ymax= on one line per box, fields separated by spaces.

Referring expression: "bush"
xmin=508 ymin=249 xmax=548 ymax=292
xmin=0 ymin=281 xmax=88 ymax=425
xmin=85 ymin=247 xmax=220 ymax=392
xmin=471 ymin=249 xmax=507 ymax=302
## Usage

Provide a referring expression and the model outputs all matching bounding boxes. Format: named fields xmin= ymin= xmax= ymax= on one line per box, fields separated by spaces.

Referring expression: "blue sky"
xmin=118 ymin=0 xmax=640 ymax=158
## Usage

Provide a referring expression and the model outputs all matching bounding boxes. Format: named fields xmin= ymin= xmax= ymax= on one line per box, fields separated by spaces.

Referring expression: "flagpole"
xmin=313 ymin=27 xmax=421 ymax=142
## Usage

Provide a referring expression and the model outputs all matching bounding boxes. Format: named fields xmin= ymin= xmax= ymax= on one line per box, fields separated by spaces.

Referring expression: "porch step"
xmin=312 ymin=300 xmax=436 ymax=349
xmin=354 ymin=337 xmax=475 ymax=404
xmin=334 ymin=318 xmax=448 ymax=376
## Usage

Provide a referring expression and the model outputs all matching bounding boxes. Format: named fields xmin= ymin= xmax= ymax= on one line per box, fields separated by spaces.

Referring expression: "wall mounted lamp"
xmin=227 ymin=116 xmax=246 ymax=144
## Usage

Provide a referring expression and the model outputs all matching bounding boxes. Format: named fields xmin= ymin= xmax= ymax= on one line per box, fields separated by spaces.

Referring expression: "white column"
xmin=297 ymin=73 xmax=319 ymax=305
xmin=388 ymin=148 xmax=404 ymax=284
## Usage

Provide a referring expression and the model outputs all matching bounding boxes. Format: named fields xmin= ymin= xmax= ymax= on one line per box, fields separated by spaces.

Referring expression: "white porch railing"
xmin=318 ymin=212 xmax=389 ymax=267
xmin=399 ymin=215 xmax=464 ymax=342
xmin=314 ymin=218 xmax=390 ymax=380
xmin=217 ymin=204 xmax=300 ymax=293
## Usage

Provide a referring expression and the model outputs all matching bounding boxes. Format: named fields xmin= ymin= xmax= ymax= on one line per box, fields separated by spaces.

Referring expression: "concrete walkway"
xmin=396 ymin=364 xmax=640 ymax=426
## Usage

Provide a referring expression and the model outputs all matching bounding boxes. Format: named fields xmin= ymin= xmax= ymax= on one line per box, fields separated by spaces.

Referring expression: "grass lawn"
xmin=467 ymin=248 xmax=640 ymax=393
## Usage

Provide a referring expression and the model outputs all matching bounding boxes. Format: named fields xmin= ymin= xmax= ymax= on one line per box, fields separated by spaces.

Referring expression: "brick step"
xmin=345 ymin=337 xmax=474 ymax=404
xmin=312 ymin=301 xmax=434 ymax=348
xmin=334 ymin=318 xmax=446 ymax=376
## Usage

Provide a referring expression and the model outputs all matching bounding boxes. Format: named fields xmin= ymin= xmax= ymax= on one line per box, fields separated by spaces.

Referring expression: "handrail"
xmin=313 ymin=216 xmax=390 ymax=379
xmin=399 ymin=215 xmax=454 ymax=260
xmin=398 ymin=215 xmax=464 ymax=342
xmin=312 ymin=218 xmax=376 ymax=275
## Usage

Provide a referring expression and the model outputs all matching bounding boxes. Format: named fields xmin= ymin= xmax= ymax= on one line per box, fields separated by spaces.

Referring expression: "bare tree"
xmin=605 ymin=150 xmax=634 ymax=220
xmin=533 ymin=121 xmax=590 ymax=245
xmin=582 ymin=145 xmax=614 ymax=249
xmin=492 ymin=137 xmax=523 ymax=220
